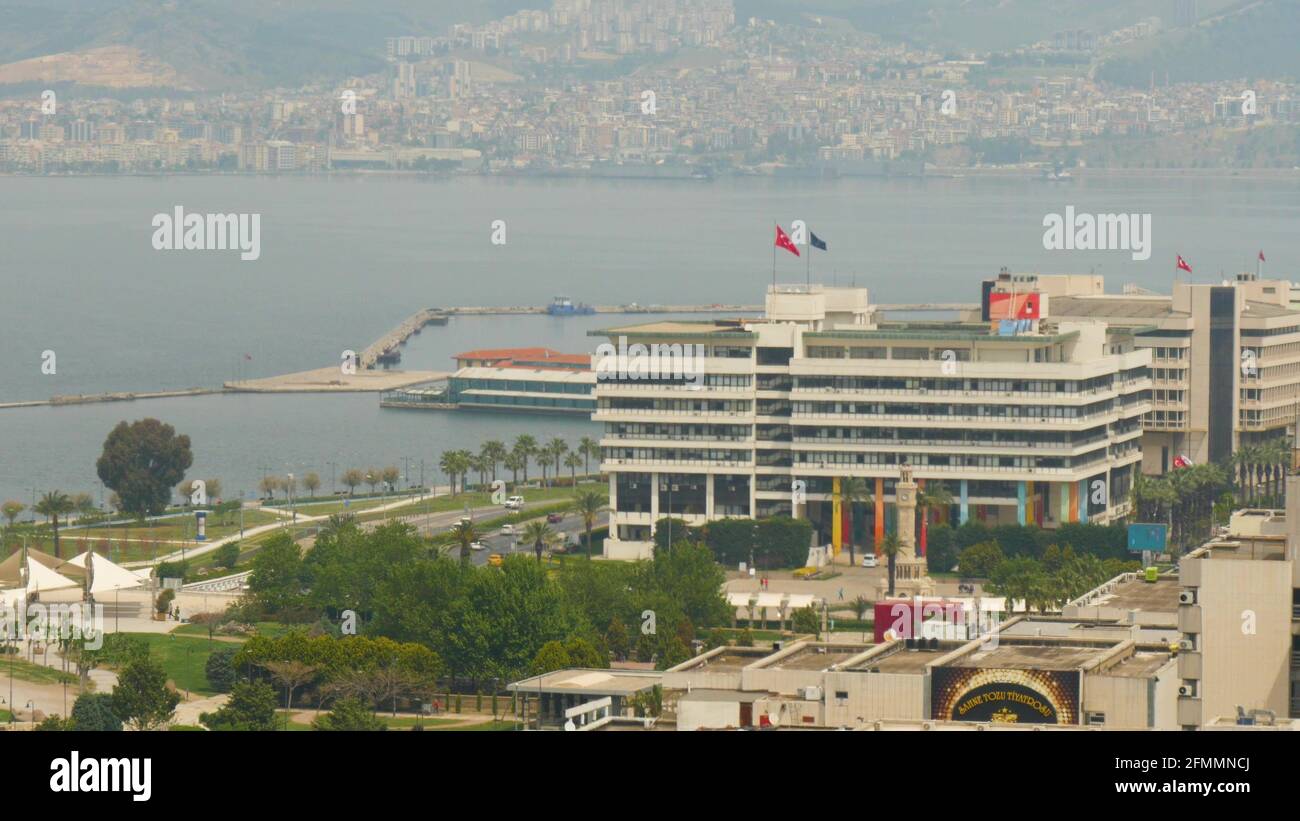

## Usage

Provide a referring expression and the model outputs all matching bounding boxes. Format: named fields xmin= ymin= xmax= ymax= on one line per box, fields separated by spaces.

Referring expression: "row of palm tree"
xmin=1232 ymin=438 xmax=1292 ymax=505
xmin=1131 ymin=462 xmax=1233 ymax=552
xmin=439 ymin=435 xmax=600 ymax=495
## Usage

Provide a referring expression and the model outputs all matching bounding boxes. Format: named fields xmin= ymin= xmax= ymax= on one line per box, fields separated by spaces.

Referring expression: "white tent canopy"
xmin=63 ymin=551 xmax=146 ymax=594
xmin=24 ymin=560 xmax=80 ymax=594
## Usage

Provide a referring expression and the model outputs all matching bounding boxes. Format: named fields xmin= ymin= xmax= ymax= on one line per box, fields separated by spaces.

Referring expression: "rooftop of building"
xmin=1104 ymin=651 xmax=1176 ymax=679
xmin=507 ymin=668 xmax=662 ymax=696
xmin=454 ymin=346 xmax=591 ymax=369
xmin=1001 ymin=617 xmax=1180 ymax=645
xmin=589 ymin=320 xmax=754 ymax=339
xmin=765 ymin=643 xmax=870 ymax=672
xmin=949 ymin=639 xmax=1112 ymax=671
xmin=847 ymin=645 xmax=951 ymax=674
xmin=666 ymin=647 xmax=771 ymax=674
xmin=453 ymin=365 xmax=596 ymax=384
xmin=1079 ymin=576 xmax=1183 ymax=614
xmin=1050 ymin=295 xmax=1176 ymax=320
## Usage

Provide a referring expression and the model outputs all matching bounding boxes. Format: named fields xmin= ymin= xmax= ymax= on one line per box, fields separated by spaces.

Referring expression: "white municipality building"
xmin=593 ymin=284 xmax=1151 ymax=560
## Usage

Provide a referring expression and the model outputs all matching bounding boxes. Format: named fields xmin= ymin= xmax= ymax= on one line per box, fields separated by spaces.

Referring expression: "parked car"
xmin=546 ymin=512 xmax=564 ymax=523
xmin=470 ymin=541 xmax=488 ymax=551
xmin=504 ymin=496 xmax=525 ymax=510
xmin=501 ymin=524 xmax=515 ymax=536
xmin=861 ymin=555 xmax=878 ymax=568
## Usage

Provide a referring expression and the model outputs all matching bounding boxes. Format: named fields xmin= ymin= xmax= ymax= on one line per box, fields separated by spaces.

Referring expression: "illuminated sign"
xmin=931 ymin=667 xmax=1080 ymax=724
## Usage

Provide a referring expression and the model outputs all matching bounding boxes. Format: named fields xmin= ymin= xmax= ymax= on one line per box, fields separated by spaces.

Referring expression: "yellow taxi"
xmin=487 ymin=553 xmax=504 ymax=567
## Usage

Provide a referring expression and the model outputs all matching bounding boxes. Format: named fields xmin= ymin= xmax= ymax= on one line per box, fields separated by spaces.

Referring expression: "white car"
xmin=470 ymin=541 xmax=488 ymax=551
xmin=501 ymin=524 xmax=515 ymax=536
xmin=861 ymin=555 xmax=878 ymax=568
xmin=504 ymin=496 xmax=525 ymax=510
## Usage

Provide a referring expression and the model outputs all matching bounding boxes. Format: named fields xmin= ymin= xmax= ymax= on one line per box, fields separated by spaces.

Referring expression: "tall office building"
xmin=594 ymin=284 xmax=1151 ymax=559
xmin=1036 ymin=272 xmax=1300 ymax=472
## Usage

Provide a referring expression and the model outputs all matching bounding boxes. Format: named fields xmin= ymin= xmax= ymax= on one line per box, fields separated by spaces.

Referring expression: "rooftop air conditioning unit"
xmin=1179 ymin=590 xmax=1196 ymax=605
xmin=1178 ymin=639 xmax=1194 ymax=651
xmin=1179 ymin=684 xmax=1197 ymax=697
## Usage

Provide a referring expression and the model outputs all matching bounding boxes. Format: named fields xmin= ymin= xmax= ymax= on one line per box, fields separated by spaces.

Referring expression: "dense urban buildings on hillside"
xmin=3 ymin=1 xmax=1298 ymax=174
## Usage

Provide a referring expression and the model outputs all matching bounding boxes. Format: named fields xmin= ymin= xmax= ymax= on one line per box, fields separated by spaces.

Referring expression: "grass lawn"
xmin=2 ymin=655 xmax=78 ymax=685
xmin=119 ymin=633 xmax=223 ymax=696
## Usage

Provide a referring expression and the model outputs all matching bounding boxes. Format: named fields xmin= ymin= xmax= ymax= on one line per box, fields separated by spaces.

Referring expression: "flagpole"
xmin=806 ymin=236 xmax=811 ymax=286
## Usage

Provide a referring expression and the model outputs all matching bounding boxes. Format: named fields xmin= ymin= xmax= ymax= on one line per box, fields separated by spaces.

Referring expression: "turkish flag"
xmin=1176 ymin=255 xmax=1192 ymax=273
xmin=774 ymin=225 xmax=800 ymax=257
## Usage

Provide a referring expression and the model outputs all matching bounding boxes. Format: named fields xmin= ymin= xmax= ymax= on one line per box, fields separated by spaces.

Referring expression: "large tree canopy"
xmin=96 ymin=419 xmax=194 ymax=516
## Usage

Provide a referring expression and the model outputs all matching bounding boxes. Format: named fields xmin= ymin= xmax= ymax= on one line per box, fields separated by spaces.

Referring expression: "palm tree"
xmin=468 ymin=454 xmax=487 ymax=491
xmin=849 ymin=594 xmax=871 ymax=641
xmin=1232 ymin=445 xmax=1258 ymax=505
xmin=522 ymin=520 xmax=554 ymax=565
xmin=450 ymin=519 xmax=479 ymax=563
xmin=480 ymin=440 xmax=507 ymax=482
xmin=841 ymin=477 xmax=872 ymax=567
xmin=503 ymin=451 xmax=526 ymax=485
xmin=880 ymin=533 xmax=902 ymax=597
xmin=578 ymin=436 xmax=599 ymax=477
xmin=513 ymin=435 xmax=538 ymax=483
xmin=916 ymin=481 xmax=953 ymax=557
xmin=572 ymin=490 xmax=605 ymax=559
xmin=438 ymin=451 xmax=461 ymax=495
xmin=564 ymin=452 xmax=583 ymax=486
xmin=546 ymin=439 xmax=569 ymax=487
xmin=35 ymin=491 xmax=74 ymax=559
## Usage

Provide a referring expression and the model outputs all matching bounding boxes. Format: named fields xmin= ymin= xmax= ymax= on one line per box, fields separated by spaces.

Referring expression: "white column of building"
xmin=706 ymin=474 xmax=715 ymax=517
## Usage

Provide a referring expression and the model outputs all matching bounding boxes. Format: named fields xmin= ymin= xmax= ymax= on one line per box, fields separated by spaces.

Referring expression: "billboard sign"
xmin=988 ymin=291 xmax=1041 ymax=320
xmin=931 ymin=667 xmax=1080 ymax=724
xmin=1127 ymin=523 xmax=1168 ymax=553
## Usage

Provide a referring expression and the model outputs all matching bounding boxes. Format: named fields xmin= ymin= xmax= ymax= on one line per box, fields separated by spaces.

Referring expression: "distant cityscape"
xmin=2 ymin=0 xmax=1298 ymax=176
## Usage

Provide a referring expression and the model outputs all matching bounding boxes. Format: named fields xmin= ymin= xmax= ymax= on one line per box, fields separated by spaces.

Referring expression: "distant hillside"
xmin=734 ymin=0 xmax=1238 ymax=54
xmin=1097 ymin=1 xmax=1300 ymax=87
xmin=0 ymin=0 xmax=532 ymax=90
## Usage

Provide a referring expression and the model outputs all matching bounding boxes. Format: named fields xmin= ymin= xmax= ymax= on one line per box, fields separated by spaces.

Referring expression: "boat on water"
xmin=547 ymin=295 xmax=596 ymax=316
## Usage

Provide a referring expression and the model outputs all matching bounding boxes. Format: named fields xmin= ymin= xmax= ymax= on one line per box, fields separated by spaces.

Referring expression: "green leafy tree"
xmin=111 ymin=657 xmax=181 ymax=730
xmin=200 ymin=681 xmax=279 ymax=731
xmin=605 ymin=616 xmax=631 ymax=661
xmin=958 ymin=541 xmax=1005 ymax=579
xmin=530 ymin=640 xmax=571 ymax=674
xmin=215 ymin=541 xmax=240 ymax=570
xmin=1 ymin=500 xmax=25 ymax=528
xmin=313 ymin=697 xmax=386 ymax=731
xmin=792 ymin=605 xmax=821 ymax=635
xmin=205 ymin=646 xmax=239 ymax=692
xmin=95 ymin=418 xmax=194 ymax=516
xmin=70 ymin=693 xmax=122 ymax=731
xmin=247 ymin=532 xmax=304 ymax=613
